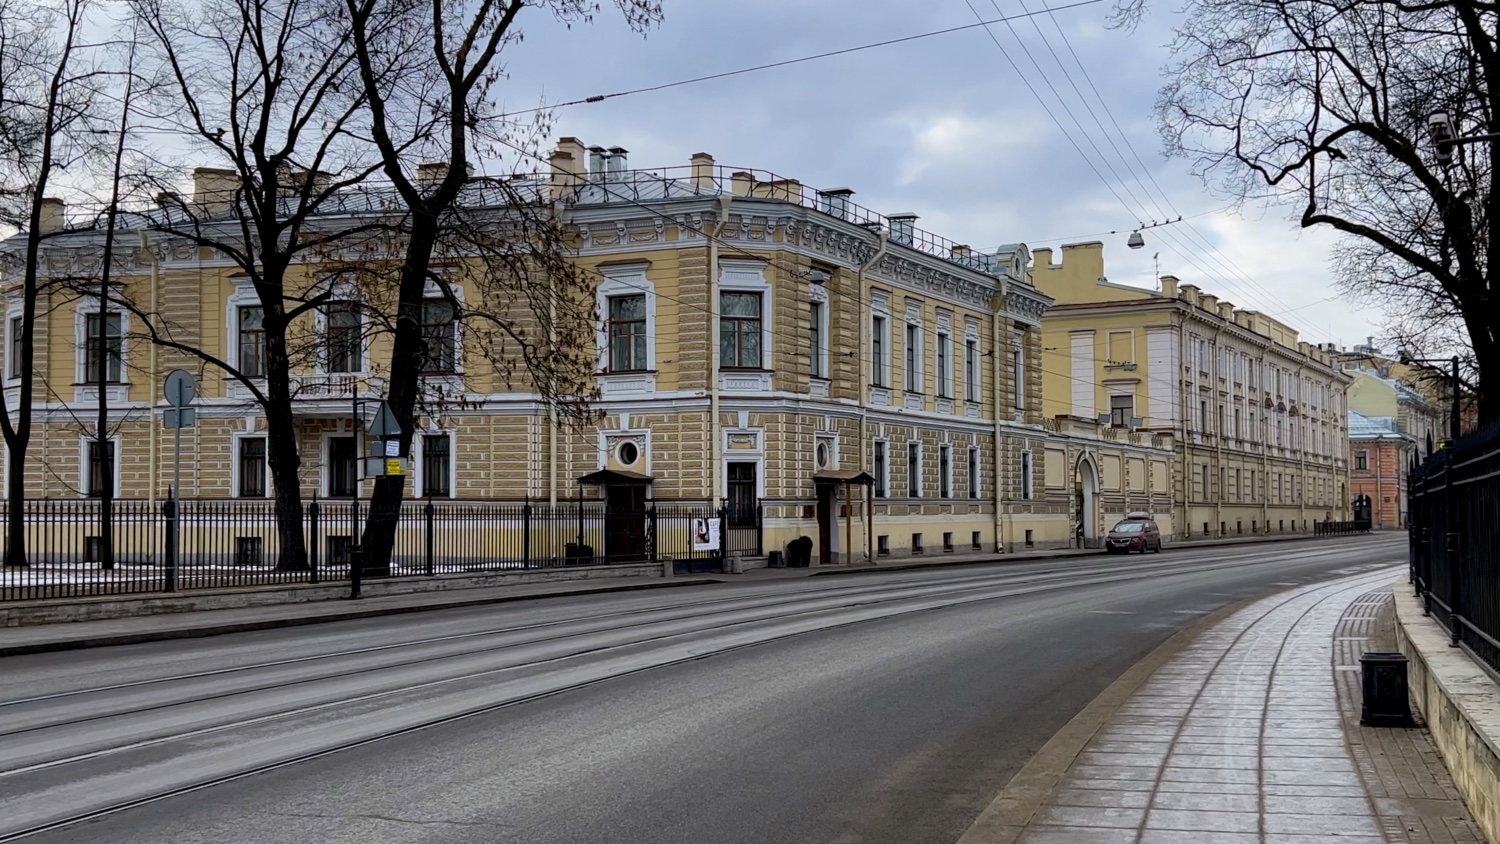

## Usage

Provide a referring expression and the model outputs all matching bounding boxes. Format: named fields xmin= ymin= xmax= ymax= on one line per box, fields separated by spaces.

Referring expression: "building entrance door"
xmin=606 ymin=483 xmax=648 ymax=563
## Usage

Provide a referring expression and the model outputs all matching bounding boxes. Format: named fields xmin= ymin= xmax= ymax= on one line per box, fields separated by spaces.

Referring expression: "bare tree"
xmin=122 ymin=0 xmax=400 ymax=568
xmin=0 ymin=0 xmax=114 ymax=567
xmin=1156 ymin=0 xmax=1500 ymax=426
xmin=342 ymin=0 xmax=661 ymax=574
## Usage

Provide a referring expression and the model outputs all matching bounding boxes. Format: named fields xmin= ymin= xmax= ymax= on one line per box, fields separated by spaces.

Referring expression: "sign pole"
xmin=161 ymin=370 xmax=196 ymax=592
xmin=350 ymin=389 xmax=362 ymax=600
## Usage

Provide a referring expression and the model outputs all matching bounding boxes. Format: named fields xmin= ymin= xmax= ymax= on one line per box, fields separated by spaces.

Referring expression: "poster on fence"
xmin=692 ymin=517 xmax=722 ymax=552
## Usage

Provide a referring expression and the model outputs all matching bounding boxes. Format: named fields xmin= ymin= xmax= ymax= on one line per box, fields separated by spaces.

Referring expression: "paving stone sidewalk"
xmin=1014 ymin=569 xmax=1486 ymax=843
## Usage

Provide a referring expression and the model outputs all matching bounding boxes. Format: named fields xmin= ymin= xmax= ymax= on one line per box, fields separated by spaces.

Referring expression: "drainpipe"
xmin=992 ymin=275 xmax=1010 ymax=552
xmin=857 ymin=230 xmax=888 ymax=562
xmin=709 ymin=195 xmax=731 ymax=507
xmin=140 ymin=231 xmax=159 ymax=510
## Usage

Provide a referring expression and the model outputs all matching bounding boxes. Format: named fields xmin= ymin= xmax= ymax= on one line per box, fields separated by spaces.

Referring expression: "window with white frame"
xmin=324 ymin=300 xmax=362 ymax=373
xmin=83 ymin=311 xmax=124 ymax=384
xmin=84 ymin=439 xmax=116 ymax=497
xmin=1249 ymin=358 xmax=1258 ymax=390
xmin=936 ymin=331 xmax=952 ymax=398
xmin=968 ymin=446 xmax=980 ymax=498
xmin=1198 ymin=338 xmax=1208 ymax=371
xmin=904 ymin=322 xmax=922 ymax=393
xmin=237 ymin=305 xmax=266 ymax=378
xmin=873 ymin=440 xmax=888 ymax=498
xmin=720 ymin=291 xmax=764 ymax=369
xmin=421 ymin=433 xmax=453 ymax=497
xmin=237 ymin=437 xmax=268 ymax=498
xmin=965 ymin=338 xmax=979 ymax=402
xmin=907 ymin=440 xmax=922 ymax=497
xmin=608 ymin=294 xmax=648 ymax=372
xmin=809 ymin=298 xmax=828 ymax=379
xmin=1012 ymin=341 xmax=1025 ymax=411
xmin=939 ymin=444 xmax=952 ymax=498
xmin=327 ymin=435 xmax=357 ymax=498
xmin=420 ymin=298 xmax=457 ymax=373
xmin=1110 ymin=394 xmax=1134 ymax=427
xmin=872 ymin=315 xmax=889 ymax=387
xmin=1021 ymin=451 xmax=1033 ymax=500
xmin=7 ymin=314 xmax=21 ymax=381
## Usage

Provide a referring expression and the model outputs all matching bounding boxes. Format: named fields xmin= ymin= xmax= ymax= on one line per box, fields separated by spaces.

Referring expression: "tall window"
xmin=1201 ymin=464 xmax=1210 ymax=499
xmin=86 ymin=440 xmax=115 ymax=497
xmin=905 ymin=323 xmax=921 ymax=392
xmin=872 ymin=315 xmax=888 ymax=386
xmin=874 ymin=441 xmax=887 ymax=498
xmin=719 ymin=291 xmax=762 ymax=368
xmin=1276 ymin=419 xmax=1283 ymax=446
xmin=1249 ymin=359 xmax=1258 ymax=390
xmin=1198 ymin=339 xmax=1208 ymax=371
xmin=85 ymin=311 xmax=124 ymax=383
xmin=422 ymin=434 xmax=452 ymax=497
xmin=968 ymin=447 xmax=980 ymax=499
xmin=1218 ymin=405 xmax=1226 ymax=438
xmin=936 ymin=332 xmax=951 ymax=398
xmin=1355 ymin=449 xmax=1368 ymax=471
xmin=1110 ymin=394 xmax=1134 ymax=427
xmin=1234 ymin=408 xmax=1243 ymax=439
xmin=420 ymin=299 xmax=457 ymax=373
xmin=1022 ymin=451 xmax=1034 ymax=500
xmin=608 ymin=294 xmax=647 ymax=372
xmin=1200 ymin=400 xmax=1209 ymax=433
xmin=908 ymin=441 xmax=921 ymax=497
xmin=727 ymin=462 xmax=758 ymax=526
xmin=8 ymin=315 xmax=21 ymax=380
xmin=238 ymin=437 xmax=267 ymax=498
xmin=237 ymin=305 xmax=265 ymax=378
xmin=809 ymin=300 xmax=825 ymax=379
xmin=328 ymin=436 xmax=357 ymax=497
xmin=939 ymin=445 xmax=952 ymax=498
xmin=324 ymin=301 xmax=362 ymax=373
xmin=1233 ymin=468 xmax=1242 ymax=501
xmin=965 ymin=339 xmax=979 ymax=402
xmin=1012 ymin=342 xmax=1025 ymax=410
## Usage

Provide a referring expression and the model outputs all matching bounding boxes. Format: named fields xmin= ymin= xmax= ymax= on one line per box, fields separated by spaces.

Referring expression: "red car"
xmin=1105 ymin=514 xmax=1162 ymax=554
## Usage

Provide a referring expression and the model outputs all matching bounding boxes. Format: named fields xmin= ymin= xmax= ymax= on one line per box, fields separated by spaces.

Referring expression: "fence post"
xmin=308 ymin=500 xmax=321 ymax=584
xmin=648 ymin=504 xmax=657 ymax=563
xmin=1446 ymin=455 xmax=1462 ymax=647
xmin=523 ymin=502 xmax=532 ymax=569
xmin=718 ymin=503 xmax=728 ymax=573
xmin=425 ymin=498 xmax=436 ymax=577
xmin=162 ymin=493 xmax=178 ymax=592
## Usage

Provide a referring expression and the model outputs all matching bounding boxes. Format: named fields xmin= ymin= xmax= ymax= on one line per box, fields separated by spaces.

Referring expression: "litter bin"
xmin=768 ymin=550 xmax=785 ymax=568
xmin=1360 ymin=651 xmax=1415 ymax=727
xmin=564 ymin=543 xmax=594 ymax=566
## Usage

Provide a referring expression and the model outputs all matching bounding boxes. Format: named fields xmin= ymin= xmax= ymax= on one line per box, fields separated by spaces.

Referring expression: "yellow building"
xmin=1035 ymin=242 xmax=1352 ymax=540
xmin=4 ymin=139 xmax=1108 ymax=566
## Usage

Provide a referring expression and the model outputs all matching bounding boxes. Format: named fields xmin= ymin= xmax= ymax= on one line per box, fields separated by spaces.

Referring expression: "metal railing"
xmin=1410 ymin=423 xmax=1500 ymax=674
xmin=0 ymin=498 xmax=750 ymax=602
xmin=1313 ymin=520 xmax=1371 ymax=536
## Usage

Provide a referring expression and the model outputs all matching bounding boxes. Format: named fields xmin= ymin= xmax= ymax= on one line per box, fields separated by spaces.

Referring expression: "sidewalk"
xmin=959 ymin=569 xmax=1485 ymax=843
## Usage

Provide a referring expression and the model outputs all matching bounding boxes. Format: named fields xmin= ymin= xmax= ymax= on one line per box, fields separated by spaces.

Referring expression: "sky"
xmin=494 ymin=0 xmax=1384 ymax=351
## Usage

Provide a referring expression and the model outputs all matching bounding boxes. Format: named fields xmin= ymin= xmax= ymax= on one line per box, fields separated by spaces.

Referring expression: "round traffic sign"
xmin=164 ymin=369 xmax=197 ymax=407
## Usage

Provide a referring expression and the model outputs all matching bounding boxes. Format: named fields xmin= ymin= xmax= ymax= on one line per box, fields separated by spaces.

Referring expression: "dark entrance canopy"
xmin=812 ymin=469 xmax=875 ymax=485
xmin=575 ymin=468 xmax=654 ymax=485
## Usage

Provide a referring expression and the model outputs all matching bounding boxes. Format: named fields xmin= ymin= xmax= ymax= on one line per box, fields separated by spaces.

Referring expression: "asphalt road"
xmin=0 ymin=534 xmax=1407 ymax=844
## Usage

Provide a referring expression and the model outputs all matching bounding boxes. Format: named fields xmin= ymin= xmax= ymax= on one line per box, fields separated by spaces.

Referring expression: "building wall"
xmin=1351 ymin=438 xmax=1408 ymax=528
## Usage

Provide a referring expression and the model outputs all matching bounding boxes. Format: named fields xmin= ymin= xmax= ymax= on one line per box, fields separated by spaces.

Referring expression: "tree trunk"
xmin=4 ymin=439 xmax=26 ymax=568
xmin=263 ymin=325 xmax=309 ymax=571
xmin=360 ymin=213 xmax=441 ymax=576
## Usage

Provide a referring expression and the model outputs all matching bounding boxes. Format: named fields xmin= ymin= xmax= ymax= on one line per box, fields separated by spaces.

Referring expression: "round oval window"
xmin=815 ymin=442 xmax=830 ymax=468
xmin=617 ymin=441 xmax=640 ymax=466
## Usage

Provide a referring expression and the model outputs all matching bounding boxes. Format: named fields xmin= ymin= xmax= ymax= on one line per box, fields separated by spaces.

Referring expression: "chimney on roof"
xmin=547 ymin=149 xmax=579 ymax=203
xmin=37 ymin=197 xmax=65 ymax=233
xmin=587 ymin=146 xmax=607 ymax=178
xmin=555 ymin=138 xmax=586 ymax=177
xmin=606 ymin=146 xmax=628 ymax=179
xmin=1159 ymin=274 xmax=1179 ymax=298
xmin=417 ymin=162 xmax=449 ymax=187
xmin=690 ymin=152 xmax=715 ymax=192
xmin=888 ymin=213 xmax=917 ymax=246
xmin=193 ymin=167 xmax=238 ymax=217
xmin=818 ymin=187 xmax=853 ymax=221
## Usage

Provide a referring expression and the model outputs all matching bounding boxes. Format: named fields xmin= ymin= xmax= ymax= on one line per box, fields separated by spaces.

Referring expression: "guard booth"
xmin=1352 ymin=493 xmax=1374 ymax=532
xmin=576 ymin=468 xmax=653 ymax=564
xmin=812 ymin=470 xmax=875 ymax=566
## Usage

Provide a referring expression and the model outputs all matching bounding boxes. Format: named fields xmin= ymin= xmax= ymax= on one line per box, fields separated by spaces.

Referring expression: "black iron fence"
xmin=1313 ymin=520 xmax=1371 ymax=536
xmin=1410 ymin=423 xmax=1500 ymax=675
xmin=0 ymin=498 xmax=750 ymax=602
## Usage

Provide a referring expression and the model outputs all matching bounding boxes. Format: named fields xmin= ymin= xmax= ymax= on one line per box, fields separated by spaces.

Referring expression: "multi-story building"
xmin=1034 ymin=241 xmax=1353 ymax=539
xmin=1336 ymin=345 xmax=1445 ymax=454
xmin=2 ymin=139 xmax=1087 ymax=565
xmin=1348 ymin=410 xmax=1413 ymax=528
